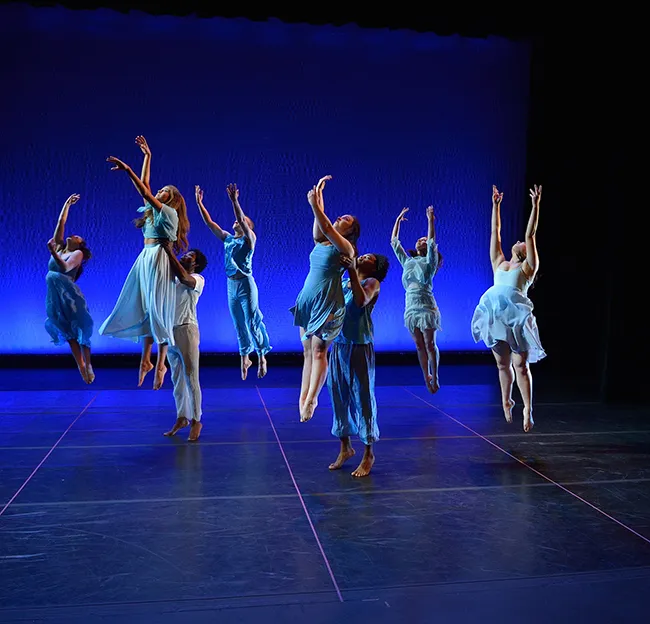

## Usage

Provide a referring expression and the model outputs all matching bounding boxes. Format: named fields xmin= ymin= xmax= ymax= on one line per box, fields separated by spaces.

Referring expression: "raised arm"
xmin=392 ymin=207 xmax=409 ymax=241
xmin=427 ymin=205 xmax=436 ymax=241
xmin=135 ymin=135 xmax=152 ymax=192
xmin=160 ymin=240 xmax=197 ymax=289
xmin=341 ymin=256 xmax=380 ymax=307
xmin=226 ymin=183 xmax=255 ymax=245
xmin=425 ymin=206 xmax=440 ymax=274
xmin=390 ymin=207 xmax=409 ymax=266
xmin=308 ymin=176 xmax=356 ymax=256
xmin=490 ymin=185 xmax=506 ymax=271
xmin=47 ymin=238 xmax=83 ymax=273
xmin=523 ymin=184 xmax=541 ymax=277
xmin=106 ymin=156 xmax=163 ymax=211
xmin=52 ymin=193 xmax=80 ymax=246
xmin=195 ymin=186 xmax=229 ymax=241
xmin=312 ymin=175 xmax=330 ymax=242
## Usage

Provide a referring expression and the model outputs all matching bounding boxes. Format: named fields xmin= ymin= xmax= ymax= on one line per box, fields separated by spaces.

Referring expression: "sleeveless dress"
xmin=223 ymin=233 xmax=271 ymax=356
xmin=99 ymin=203 xmax=178 ymax=345
xmin=391 ymin=237 xmax=442 ymax=332
xmin=471 ymin=265 xmax=546 ymax=363
xmin=45 ymin=254 xmax=94 ymax=347
xmin=290 ymin=243 xmax=345 ymax=342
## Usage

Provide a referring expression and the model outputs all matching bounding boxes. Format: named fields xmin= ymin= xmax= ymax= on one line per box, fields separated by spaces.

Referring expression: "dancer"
xmin=159 ymin=241 xmax=208 ymax=442
xmin=327 ymin=252 xmax=389 ymax=477
xmin=471 ymin=184 xmax=544 ymax=432
xmin=195 ymin=183 xmax=271 ymax=380
xmin=45 ymin=193 xmax=94 ymax=383
xmin=100 ymin=136 xmax=189 ymax=390
xmin=291 ymin=175 xmax=360 ymax=422
xmin=391 ymin=205 xmax=443 ymax=393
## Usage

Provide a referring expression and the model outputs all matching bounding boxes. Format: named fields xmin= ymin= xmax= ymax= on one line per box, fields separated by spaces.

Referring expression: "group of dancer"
xmin=44 ymin=135 xmax=543 ymax=474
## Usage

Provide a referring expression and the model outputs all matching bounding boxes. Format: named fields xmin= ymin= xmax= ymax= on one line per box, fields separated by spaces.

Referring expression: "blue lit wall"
xmin=0 ymin=5 xmax=530 ymax=354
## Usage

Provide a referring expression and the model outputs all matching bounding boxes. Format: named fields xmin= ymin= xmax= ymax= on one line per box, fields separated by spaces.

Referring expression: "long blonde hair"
xmin=134 ymin=185 xmax=189 ymax=254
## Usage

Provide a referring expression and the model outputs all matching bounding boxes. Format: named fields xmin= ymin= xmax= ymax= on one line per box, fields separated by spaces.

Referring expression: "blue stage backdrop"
xmin=0 ymin=5 xmax=531 ymax=355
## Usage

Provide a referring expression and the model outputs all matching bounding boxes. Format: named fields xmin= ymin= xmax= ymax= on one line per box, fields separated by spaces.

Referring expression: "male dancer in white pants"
xmin=160 ymin=241 xmax=208 ymax=442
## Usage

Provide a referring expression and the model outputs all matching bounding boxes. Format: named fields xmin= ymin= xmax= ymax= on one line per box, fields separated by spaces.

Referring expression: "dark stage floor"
xmin=1 ymin=364 xmax=649 ymax=623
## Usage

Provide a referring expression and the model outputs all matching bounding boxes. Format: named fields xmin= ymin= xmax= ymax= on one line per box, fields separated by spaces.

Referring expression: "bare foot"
xmin=188 ymin=420 xmax=203 ymax=442
xmin=352 ymin=453 xmax=375 ymax=478
xmin=138 ymin=360 xmax=154 ymax=387
xmin=241 ymin=355 xmax=252 ymax=380
xmin=523 ymin=407 xmax=534 ymax=432
xmin=300 ymin=398 xmax=318 ymax=422
xmin=85 ymin=364 xmax=95 ymax=384
xmin=428 ymin=377 xmax=440 ymax=394
xmin=503 ymin=399 xmax=515 ymax=424
xmin=78 ymin=363 xmax=90 ymax=384
xmin=329 ymin=446 xmax=355 ymax=470
xmin=163 ymin=417 xmax=189 ymax=437
xmin=257 ymin=356 xmax=267 ymax=378
xmin=153 ymin=365 xmax=167 ymax=390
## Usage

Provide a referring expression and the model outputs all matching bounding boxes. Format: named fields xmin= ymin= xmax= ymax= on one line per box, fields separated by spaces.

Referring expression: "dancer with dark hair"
xmin=471 ymin=184 xmax=544 ymax=432
xmin=195 ymin=183 xmax=271 ymax=380
xmin=391 ymin=205 xmax=443 ymax=393
xmin=100 ymin=136 xmax=189 ymax=390
xmin=159 ymin=241 xmax=208 ymax=442
xmin=291 ymin=175 xmax=360 ymax=423
xmin=45 ymin=193 xmax=94 ymax=383
xmin=327 ymin=252 xmax=389 ymax=477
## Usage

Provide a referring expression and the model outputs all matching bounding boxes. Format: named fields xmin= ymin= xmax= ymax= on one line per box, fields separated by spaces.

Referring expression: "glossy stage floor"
xmin=1 ymin=362 xmax=649 ymax=623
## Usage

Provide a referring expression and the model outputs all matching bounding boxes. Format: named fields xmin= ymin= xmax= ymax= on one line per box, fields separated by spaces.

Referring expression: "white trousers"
xmin=168 ymin=324 xmax=202 ymax=422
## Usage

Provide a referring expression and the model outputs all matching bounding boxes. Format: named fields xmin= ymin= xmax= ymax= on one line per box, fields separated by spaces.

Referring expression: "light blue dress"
xmin=290 ymin=243 xmax=345 ymax=342
xmin=471 ymin=265 xmax=546 ymax=363
xmin=223 ymin=233 xmax=271 ymax=356
xmin=45 ymin=254 xmax=94 ymax=347
xmin=99 ymin=203 xmax=178 ymax=345
xmin=326 ymin=279 xmax=379 ymax=445
xmin=391 ymin=237 xmax=442 ymax=333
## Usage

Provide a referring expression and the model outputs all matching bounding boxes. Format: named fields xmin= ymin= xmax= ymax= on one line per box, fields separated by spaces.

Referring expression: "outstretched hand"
xmin=107 ymin=156 xmax=129 ymax=171
xmin=492 ymin=185 xmax=503 ymax=205
xmin=340 ymin=254 xmax=356 ymax=271
xmin=426 ymin=205 xmax=435 ymax=220
xmin=135 ymin=135 xmax=151 ymax=156
xmin=195 ymin=185 xmax=204 ymax=203
xmin=307 ymin=186 xmax=322 ymax=210
xmin=529 ymin=184 xmax=542 ymax=205
xmin=159 ymin=239 xmax=173 ymax=252
xmin=47 ymin=237 xmax=57 ymax=252
xmin=398 ymin=207 xmax=409 ymax=222
xmin=226 ymin=183 xmax=239 ymax=202
xmin=65 ymin=193 xmax=80 ymax=207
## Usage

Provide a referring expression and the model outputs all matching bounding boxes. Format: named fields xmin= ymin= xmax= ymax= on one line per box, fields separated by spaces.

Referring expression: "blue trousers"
xmin=227 ymin=275 xmax=271 ymax=357
xmin=327 ymin=342 xmax=379 ymax=445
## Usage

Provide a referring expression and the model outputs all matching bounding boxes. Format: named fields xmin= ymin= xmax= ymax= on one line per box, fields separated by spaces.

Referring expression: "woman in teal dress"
xmin=45 ymin=193 xmax=94 ymax=383
xmin=391 ymin=205 xmax=443 ymax=393
xmin=195 ymin=182 xmax=271 ymax=380
xmin=291 ymin=176 xmax=360 ymax=423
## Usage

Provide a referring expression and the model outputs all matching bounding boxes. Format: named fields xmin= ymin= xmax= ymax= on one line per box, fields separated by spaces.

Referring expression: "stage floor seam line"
xmin=404 ymin=388 xmax=650 ymax=546
xmin=255 ymin=385 xmax=344 ymax=603
xmin=0 ymin=395 xmax=97 ymax=518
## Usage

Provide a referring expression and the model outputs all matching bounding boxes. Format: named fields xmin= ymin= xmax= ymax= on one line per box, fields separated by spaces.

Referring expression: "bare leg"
xmin=492 ymin=341 xmax=515 ymax=423
xmin=301 ymin=335 xmax=331 ymax=422
xmin=81 ymin=345 xmax=94 ymax=383
xmin=299 ymin=328 xmax=312 ymax=414
xmin=329 ymin=436 xmax=355 ymax=470
xmin=257 ymin=353 xmax=268 ymax=378
xmin=512 ymin=351 xmax=534 ymax=432
xmin=240 ymin=354 xmax=252 ymax=380
xmin=68 ymin=339 xmax=88 ymax=383
xmin=139 ymin=337 xmax=154 ymax=387
xmin=352 ymin=444 xmax=375 ymax=478
xmin=410 ymin=329 xmax=431 ymax=390
xmin=423 ymin=328 xmax=440 ymax=393
xmin=153 ymin=342 xmax=168 ymax=390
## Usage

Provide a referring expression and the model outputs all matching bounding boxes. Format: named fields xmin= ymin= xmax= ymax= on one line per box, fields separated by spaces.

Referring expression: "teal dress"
xmin=290 ymin=243 xmax=345 ymax=342
xmin=45 ymin=254 xmax=93 ymax=347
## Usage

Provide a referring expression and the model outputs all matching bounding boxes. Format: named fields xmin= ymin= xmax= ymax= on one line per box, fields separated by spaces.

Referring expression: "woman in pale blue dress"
xmin=291 ymin=175 xmax=360 ymax=423
xmin=471 ymin=185 xmax=544 ymax=433
xmin=391 ymin=205 xmax=443 ymax=393
xmin=100 ymin=136 xmax=189 ymax=390
xmin=45 ymin=193 xmax=94 ymax=383
xmin=195 ymin=182 xmax=271 ymax=380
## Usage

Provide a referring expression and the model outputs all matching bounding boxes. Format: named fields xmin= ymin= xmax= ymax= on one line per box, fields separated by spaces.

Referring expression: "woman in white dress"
xmin=471 ymin=184 xmax=544 ymax=432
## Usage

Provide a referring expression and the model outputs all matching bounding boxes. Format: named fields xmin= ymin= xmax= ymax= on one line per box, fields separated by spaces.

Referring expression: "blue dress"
xmin=290 ymin=243 xmax=345 ymax=342
xmin=45 ymin=254 xmax=94 ymax=347
xmin=327 ymin=279 xmax=379 ymax=445
xmin=223 ymin=234 xmax=271 ymax=356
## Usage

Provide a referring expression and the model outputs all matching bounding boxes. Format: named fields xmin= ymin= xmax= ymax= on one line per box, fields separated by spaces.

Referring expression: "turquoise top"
xmin=138 ymin=202 xmax=178 ymax=240
xmin=335 ymin=278 xmax=377 ymax=345
xmin=223 ymin=234 xmax=253 ymax=277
